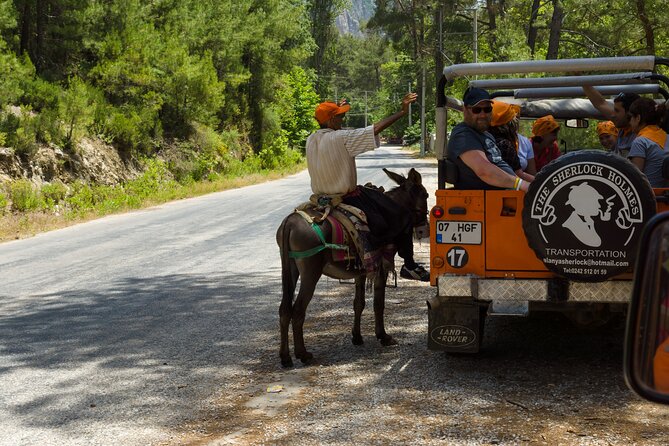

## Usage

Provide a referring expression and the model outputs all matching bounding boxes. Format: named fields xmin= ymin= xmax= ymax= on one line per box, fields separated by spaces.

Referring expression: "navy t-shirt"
xmin=447 ymin=123 xmax=515 ymax=189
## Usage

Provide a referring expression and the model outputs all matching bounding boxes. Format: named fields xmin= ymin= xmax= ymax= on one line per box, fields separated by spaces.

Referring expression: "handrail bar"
xmin=443 ymin=56 xmax=656 ymax=82
xmin=469 ymin=72 xmax=653 ymax=90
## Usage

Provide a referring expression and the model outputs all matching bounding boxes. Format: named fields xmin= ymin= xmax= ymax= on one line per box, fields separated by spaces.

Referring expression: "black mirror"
xmin=565 ymin=118 xmax=589 ymax=128
xmin=624 ymin=212 xmax=669 ymax=404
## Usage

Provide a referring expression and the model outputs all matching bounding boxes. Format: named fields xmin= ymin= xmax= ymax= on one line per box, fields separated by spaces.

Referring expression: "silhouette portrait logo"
xmin=523 ymin=151 xmax=655 ymax=281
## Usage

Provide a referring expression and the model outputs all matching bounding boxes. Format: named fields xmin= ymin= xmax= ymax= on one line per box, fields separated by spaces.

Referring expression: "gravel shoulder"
xmin=172 ymin=242 xmax=669 ymax=446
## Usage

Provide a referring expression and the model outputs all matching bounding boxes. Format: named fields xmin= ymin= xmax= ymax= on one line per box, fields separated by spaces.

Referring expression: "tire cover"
xmin=522 ymin=150 xmax=656 ymax=282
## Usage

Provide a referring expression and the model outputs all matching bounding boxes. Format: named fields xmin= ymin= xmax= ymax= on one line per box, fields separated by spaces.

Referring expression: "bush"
xmin=402 ymin=122 xmax=422 ymax=146
xmin=125 ymin=158 xmax=176 ymax=199
xmin=258 ymin=132 xmax=302 ymax=170
xmin=41 ymin=181 xmax=68 ymax=210
xmin=22 ymin=77 xmax=60 ymax=111
xmin=0 ymin=189 xmax=8 ymax=213
xmin=9 ymin=179 xmax=42 ymax=211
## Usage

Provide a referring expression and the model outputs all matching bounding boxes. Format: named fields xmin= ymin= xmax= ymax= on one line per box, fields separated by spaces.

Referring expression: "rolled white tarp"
xmin=511 ymin=84 xmax=662 ymax=99
xmin=443 ymin=56 xmax=656 ymax=81
xmin=470 ymin=72 xmax=653 ymax=90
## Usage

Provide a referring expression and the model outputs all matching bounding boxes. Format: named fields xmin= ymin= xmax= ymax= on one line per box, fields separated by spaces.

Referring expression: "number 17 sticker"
xmin=447 ymin=247 xmax=469 ymax=268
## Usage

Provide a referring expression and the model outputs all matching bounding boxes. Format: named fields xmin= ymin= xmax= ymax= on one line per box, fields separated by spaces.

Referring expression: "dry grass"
xmin=0 ymin=162 xmax=305 ymax=243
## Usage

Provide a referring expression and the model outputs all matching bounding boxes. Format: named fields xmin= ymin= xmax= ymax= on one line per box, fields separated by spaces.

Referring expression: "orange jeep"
xmin=428 ymin=56 xmax=669 ymax=352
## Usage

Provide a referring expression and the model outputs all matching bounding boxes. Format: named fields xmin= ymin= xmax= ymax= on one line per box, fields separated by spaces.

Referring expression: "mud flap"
xmin=426 ymin=296 xmax=489 ymax=353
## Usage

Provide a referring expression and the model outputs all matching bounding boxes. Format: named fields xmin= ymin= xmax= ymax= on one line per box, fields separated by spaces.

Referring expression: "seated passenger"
xmin=306 ymin=93 xmax=430 ymax=281
xmin=583 ymin=86 xmax=640 ymax=154
xmin=447 ymin=87 xmax=530 ymax=192
xmin=531 ymin=115 xmax=561 ymax=171
xmin=518 ymin=134 xmax=537 ymax=175
xmin=627 ymin=98 xmax=669 ymax=188
xmin=596 ymin=121 xmax=620 ymax=154
xmin=489 ymin=100 xmax=534 ymax=183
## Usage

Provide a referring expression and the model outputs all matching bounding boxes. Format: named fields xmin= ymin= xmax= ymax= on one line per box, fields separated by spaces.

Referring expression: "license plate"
xmin=435 ymin=221 xmax=482 ymax=244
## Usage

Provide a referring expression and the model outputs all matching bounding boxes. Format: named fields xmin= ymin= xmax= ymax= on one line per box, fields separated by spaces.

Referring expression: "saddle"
xmin=293 ymin=190 xmax=395 ymax=277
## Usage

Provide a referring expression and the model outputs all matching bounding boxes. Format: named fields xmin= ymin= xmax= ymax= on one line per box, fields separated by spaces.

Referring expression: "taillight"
xmin=431 ymin=206 xmax=444 ymax=218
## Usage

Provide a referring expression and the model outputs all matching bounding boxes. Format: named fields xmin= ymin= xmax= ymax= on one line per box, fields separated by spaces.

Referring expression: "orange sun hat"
xmin=596 ymin=121 xmax=618 ymax=137
xmin=314 ymin=101 xmax=351 ymax=125
xmin=491 ymin=101 xmax=521 ymax=127
xmin=532 ymin=115 xmax=560 ymax=137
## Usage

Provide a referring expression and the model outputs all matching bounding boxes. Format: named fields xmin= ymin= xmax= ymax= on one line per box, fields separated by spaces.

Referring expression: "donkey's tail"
xmin=278 ymin=215 xmax=297 ymax=305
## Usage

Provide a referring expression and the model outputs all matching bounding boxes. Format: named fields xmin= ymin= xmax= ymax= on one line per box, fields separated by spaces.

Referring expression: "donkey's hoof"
xmin=281 ymin=356 xmax=294 ymax=368
xmin=296 ymin=351 xmax=314 ymax=364
xmin=352 ymin=334 xmax=364 ymax=345
xmin=379 ymin=335 xmax=398 ymax=346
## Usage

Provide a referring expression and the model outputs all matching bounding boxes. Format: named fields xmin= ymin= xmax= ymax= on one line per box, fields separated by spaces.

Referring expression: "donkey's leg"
xmin=374 ymin=268 xmax=397 ymax=346
xmin=279 ymin=258 xmax=299 ymax=368
xmin=352 ymin=276 xmax=365 ymax=345
xmin=292 ymin=260 xmax=323 ymax=364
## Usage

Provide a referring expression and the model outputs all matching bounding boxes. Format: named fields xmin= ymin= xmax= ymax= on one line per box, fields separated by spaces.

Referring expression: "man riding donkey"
xmin=306 ymin=93 xmax=430 ymax=281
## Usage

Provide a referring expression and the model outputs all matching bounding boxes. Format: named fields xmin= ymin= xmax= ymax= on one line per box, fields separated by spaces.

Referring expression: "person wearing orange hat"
xmin=596 ymin=121 xmax=619 ymax=153
xmin=583 ymin=86 xmax=640 ymax=154
xmin=531 ymin=115 xmax=562 ymax=171
xmin=488 ymin=101 xmax=534 ymax=183
xmin=306 ymin=93 xmax=430 ymax=281
xmin=447 ymin=87 xmax=530 ymax=192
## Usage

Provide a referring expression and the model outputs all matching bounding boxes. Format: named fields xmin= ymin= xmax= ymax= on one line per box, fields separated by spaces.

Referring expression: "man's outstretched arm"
xmin=582 ymin=85 xmax=615 ymax=119
xmin=374 ymin=93 xmax=417 ymax=135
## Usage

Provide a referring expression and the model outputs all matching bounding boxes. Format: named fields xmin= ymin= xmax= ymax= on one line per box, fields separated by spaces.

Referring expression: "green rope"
xmin=289 ymin=221 xmax=348 ymax=259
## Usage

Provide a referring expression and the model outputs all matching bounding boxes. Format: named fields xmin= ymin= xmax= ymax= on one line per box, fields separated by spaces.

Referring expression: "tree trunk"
xmin=308 ymin=0 xmax=337 ymax=97
xmin=486 ymin=0 xmax=498 ymax=58
xmin=546 ymin=0 xmax=564 ymax=60
xmin=18 ymin=0 xmax=33 ymax=57
xmin=434 ymin=6 xmax=443 ymax=105
xmin=35 ymin=0 xmax=47 ymax=72
xmin=635 ymin=0 xmax=655 ymax=55
xmin=527 ymin=0 xmax=540 ymax=57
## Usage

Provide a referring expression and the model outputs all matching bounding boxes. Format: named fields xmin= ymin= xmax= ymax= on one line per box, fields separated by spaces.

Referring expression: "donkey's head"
xmin=383 ymin=168 xmax=429 ymax=229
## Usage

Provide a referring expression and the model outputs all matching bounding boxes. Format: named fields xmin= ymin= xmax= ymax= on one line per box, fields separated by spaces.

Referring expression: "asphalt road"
xmin=0 ymin=145 xmax=436 ymax=445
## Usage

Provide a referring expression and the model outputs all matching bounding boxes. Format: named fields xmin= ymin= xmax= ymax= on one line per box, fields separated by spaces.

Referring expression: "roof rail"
xmin=443 ymin=56 xmax=657 ymax=82
xmin=470 ymin=72 xmax=653 ymax=89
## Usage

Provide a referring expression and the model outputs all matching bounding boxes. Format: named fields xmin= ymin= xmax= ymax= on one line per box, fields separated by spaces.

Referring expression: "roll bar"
xmin=470 ymin=72 xmax=653 ymax=90
xmin=496 ymin=84 xmax=667 ymax=100
xmin=442 ymin=56 xmax=657 ymax=82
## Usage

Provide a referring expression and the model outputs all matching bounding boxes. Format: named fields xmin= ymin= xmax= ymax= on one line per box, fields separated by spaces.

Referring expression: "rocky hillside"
xmin=0 ymin=139 xmax=140 ymax=186
xmin=336 ymin=0 xmax=375 ymax=36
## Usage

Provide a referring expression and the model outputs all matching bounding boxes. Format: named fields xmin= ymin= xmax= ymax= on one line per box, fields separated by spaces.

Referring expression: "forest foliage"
xmin=1 ymin=0 xmax=668 ymax=187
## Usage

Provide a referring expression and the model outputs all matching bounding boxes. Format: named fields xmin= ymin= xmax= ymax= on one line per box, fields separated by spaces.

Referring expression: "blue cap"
xmin=463 ymin=87 xmax=492 ymax=106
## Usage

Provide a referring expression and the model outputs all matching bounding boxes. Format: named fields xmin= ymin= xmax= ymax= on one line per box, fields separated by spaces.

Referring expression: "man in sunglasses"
xmin=582 ymin=86 xmax=640 ymax=156
xmin=447 ymin=87 xmax=530 ymax=192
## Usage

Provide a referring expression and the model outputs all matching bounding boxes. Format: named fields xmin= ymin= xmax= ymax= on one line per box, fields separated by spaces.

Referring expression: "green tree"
xmin=275 ymin=66 xmax=320 ymax=152
xmin=59 ymin=77 xmax=96 ymax=148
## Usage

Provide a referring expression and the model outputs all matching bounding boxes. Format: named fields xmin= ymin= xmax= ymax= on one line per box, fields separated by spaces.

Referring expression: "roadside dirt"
xmin=171 ymin=245 xmax=669 ymax=446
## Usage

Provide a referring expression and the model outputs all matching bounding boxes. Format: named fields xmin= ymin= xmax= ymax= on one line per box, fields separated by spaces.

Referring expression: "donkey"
xmin=276 ymin=168 xmax=428 ymax=367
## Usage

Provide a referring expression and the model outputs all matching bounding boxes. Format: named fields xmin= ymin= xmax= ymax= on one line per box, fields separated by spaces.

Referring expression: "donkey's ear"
xmin=383 ymin=168 xmax=406 ymax=185
xmin=407 ymin=168 xmax=422 ymax=185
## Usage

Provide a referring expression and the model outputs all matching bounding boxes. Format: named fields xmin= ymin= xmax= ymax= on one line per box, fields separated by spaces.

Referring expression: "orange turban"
xmin=314 ymin=102 xmax=351 ymax=124
xmin=532 ymin=115 xmax=560 ymax=137
xmin=491 ymin=101 xmax=520 ymax=127
xmin=596 ymin=121 xmax=618 ymax=137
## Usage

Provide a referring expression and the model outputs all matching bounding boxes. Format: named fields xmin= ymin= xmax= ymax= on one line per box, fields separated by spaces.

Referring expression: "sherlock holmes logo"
xmin=527 ymin=160 xmax=646 ymax=280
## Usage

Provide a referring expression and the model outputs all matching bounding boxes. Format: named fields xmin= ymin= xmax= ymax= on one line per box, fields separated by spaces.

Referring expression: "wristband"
xmin=516 ymin=179 xmax=524 ymax=191
xmin=513 ymin=177 xmax=520 ymax=190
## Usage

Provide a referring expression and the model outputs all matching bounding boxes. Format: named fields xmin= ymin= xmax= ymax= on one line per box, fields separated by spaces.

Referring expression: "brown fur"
xmin=276 ymin=168 xmax=428 ymax=367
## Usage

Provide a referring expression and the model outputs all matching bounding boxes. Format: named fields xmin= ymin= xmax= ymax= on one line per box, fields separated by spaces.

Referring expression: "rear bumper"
xmin=437 ymin=274 xmax=632 ymax=303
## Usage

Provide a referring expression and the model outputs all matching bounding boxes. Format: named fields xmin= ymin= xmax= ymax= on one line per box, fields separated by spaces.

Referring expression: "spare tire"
xmin=522 ymin=150 xmax=656 ymax=282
